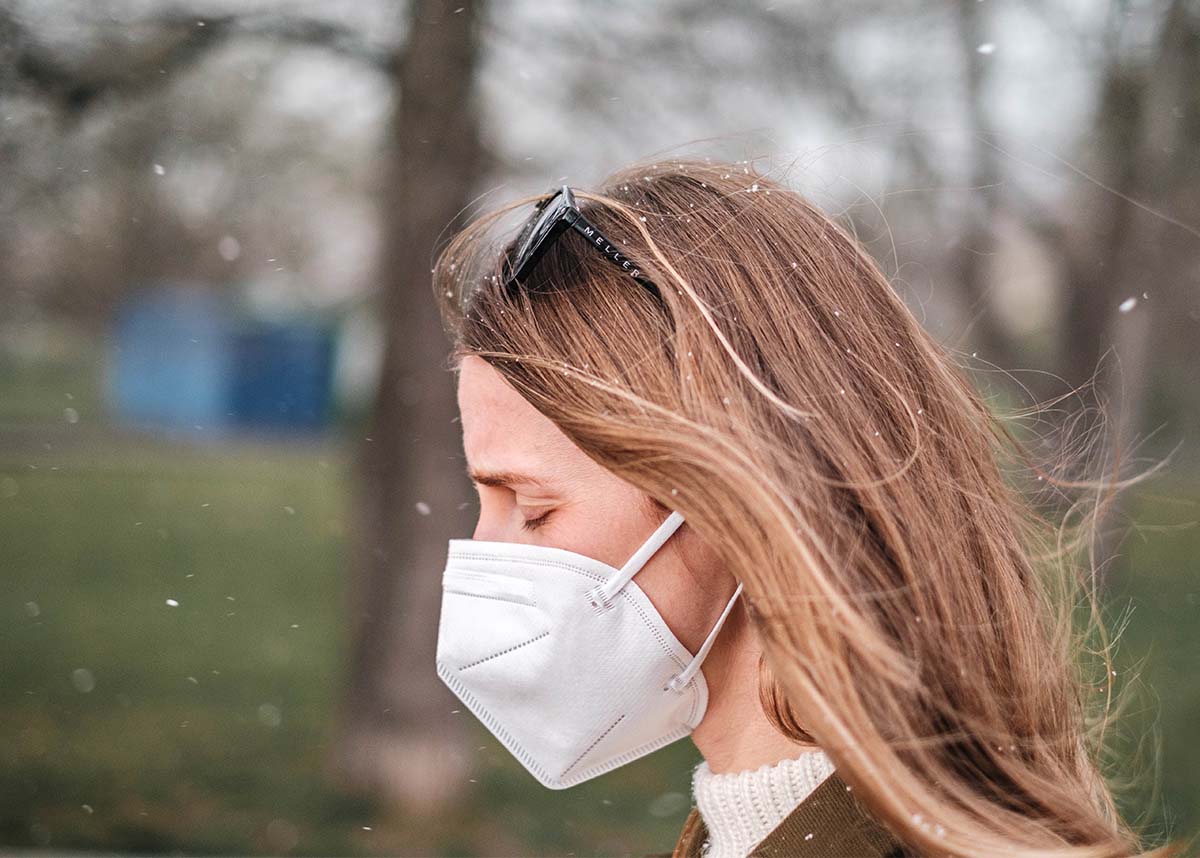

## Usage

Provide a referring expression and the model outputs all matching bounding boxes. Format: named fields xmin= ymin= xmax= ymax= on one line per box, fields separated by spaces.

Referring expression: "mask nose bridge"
xmin=593 ymin=509 xmax=687 ymax=605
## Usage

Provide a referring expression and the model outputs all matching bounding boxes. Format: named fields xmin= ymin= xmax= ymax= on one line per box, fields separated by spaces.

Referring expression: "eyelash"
xmin=521 ymin=510 xmax=554 ymax=531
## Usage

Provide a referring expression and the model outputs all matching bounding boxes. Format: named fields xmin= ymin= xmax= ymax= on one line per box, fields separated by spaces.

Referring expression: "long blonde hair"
xmin=431 ymin=156 xmax=1176 ymax=857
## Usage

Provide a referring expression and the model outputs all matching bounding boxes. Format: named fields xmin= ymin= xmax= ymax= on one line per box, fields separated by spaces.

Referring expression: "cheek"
xmin=634 ymin=560 xmax=713 ymax=656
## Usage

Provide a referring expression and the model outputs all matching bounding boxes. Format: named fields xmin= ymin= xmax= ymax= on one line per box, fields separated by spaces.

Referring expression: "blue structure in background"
xmin=109 ymin=282 xmax=337 ymax=435
xmin=227 ymin=321 xmax=335 ymax=431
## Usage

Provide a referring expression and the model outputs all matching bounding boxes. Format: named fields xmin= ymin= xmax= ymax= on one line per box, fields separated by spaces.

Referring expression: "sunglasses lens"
xmin=508 ymin=190 xmax=567 ymax=285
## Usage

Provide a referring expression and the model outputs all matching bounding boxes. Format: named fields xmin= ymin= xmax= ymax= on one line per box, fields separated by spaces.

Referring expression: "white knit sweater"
xmin=690 ymin=749 xmax=836 ymax=858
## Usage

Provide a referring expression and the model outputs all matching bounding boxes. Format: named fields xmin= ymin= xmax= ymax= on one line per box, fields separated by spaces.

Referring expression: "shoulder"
xmin=664 ymin=771 xmax=911 ymax=858
xmin=748 ymin=771 xmax=910 ymax=857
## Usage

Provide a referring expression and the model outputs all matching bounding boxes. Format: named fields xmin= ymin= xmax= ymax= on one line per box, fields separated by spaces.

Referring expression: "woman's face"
xmin=454 ymin=354 xmax=722 ymax=657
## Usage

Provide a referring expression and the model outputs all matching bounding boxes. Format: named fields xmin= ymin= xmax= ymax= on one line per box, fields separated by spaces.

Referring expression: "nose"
xmin=470 ymin=501 xmax=505 ymax=542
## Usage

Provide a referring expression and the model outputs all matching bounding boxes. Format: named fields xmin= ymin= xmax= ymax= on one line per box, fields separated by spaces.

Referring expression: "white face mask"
xmin=435 ymin=509 xmax=744 ymax=790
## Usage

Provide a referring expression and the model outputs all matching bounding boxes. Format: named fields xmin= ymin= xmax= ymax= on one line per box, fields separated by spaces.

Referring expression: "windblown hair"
xmin=431 ymin=156 xmax=1175 ymax=857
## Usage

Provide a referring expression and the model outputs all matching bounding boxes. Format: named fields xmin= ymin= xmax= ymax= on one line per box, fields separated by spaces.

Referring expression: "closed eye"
xmin=521 ymin=509 xmax=554 ymax=531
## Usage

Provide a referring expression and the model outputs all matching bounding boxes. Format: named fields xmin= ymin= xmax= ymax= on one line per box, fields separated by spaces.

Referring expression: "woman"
xmin=430 ymin=157 xmax=1173 ymax=857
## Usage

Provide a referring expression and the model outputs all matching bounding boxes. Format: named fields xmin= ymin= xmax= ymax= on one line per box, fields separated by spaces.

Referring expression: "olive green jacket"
xmin=648 ymin=772 xmax=911 ymax=858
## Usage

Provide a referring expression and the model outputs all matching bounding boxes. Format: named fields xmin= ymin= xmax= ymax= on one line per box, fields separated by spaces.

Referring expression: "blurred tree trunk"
xmin=1059 ymin=62 xmax=1146 ymax=394
xmin=1054 ymin=0 xmax=1197 ymax=576
xmin=325 ymin=0 xmax=486 ymax=812
xmin=1099 ymin=0 xmax=1199 ymax=565
xmin=952 ymin=0 xmax=1014 ymax=373
xmin=1135 ymin=0 xmax=1200 ymax=449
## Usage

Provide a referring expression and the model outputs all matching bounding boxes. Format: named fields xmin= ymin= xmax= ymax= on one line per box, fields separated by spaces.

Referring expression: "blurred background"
xmin=1 ymin=0 xmax=1197 ymax=855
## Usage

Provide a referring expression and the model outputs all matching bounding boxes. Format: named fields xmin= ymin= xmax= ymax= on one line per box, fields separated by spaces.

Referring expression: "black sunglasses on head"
xmin=502 ymin=185 xmax=660 ymax=300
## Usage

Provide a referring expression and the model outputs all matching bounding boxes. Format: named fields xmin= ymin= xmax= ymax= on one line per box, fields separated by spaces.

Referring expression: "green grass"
xmin=1104 ymin=483 xmax=1200 ymax=847
xmin=0 ymin=433 xmax=704 ymax=856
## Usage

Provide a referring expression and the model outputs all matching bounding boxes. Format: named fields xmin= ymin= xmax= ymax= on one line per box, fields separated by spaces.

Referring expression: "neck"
xmin=691 ymin=601 xmax=818 ymax=773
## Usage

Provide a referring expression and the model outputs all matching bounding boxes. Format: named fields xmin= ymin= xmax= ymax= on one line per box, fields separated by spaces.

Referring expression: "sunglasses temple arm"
xmin=566 ymin=213 xmax=655 ymax=288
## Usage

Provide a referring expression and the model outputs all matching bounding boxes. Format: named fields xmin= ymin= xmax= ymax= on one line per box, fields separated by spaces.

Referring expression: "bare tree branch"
xmin=1 ymin=7 xmax=396 ymax=115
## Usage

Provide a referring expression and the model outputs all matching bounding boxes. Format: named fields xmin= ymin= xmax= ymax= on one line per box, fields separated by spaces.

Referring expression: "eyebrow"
xmin=468 ymin=468 xmax=554 ymax=489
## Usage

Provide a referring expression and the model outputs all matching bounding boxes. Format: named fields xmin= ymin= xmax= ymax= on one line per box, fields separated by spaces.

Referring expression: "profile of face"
xmin=454 ymin=354 xmax=734 ymax=667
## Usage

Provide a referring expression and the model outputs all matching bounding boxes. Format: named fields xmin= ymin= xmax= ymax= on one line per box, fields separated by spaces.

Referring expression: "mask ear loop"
xmin=666 ymin=581 xmax=744 ymax=693
xmin=594 ymin=509 xmax=687 ymax=605
xmin=587 ymin=509 xmax=745 ymax=691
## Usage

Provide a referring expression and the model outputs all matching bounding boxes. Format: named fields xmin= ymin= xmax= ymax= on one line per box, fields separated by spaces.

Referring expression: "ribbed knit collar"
xmin=690 ymin=749 xmax=835 ymax=858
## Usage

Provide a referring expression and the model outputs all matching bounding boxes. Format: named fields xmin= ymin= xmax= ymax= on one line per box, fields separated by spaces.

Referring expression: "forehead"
xmin=455 ymin=355 xmax=575 ymax=473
